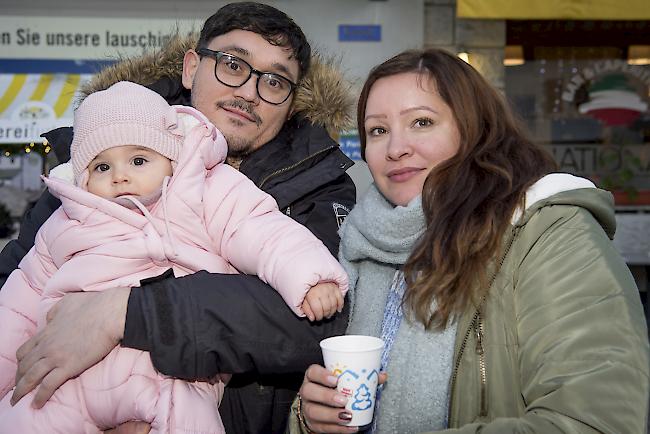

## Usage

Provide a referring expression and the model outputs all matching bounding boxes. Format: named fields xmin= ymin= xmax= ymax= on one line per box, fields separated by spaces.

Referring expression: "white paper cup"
xmin=320 ymin=335 xmax=384 ymax=427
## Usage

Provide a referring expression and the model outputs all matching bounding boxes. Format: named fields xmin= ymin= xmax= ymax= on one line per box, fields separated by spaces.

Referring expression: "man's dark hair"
xmin=197 ymin=2 xmax=311 ymax=80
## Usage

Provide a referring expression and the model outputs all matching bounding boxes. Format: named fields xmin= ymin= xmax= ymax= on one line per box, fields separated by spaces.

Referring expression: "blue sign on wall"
xmin=338 ymin=25 xmax=381 ymax=42
xmin=339 ymin=134 xmax=362 ymax=161
xmin=0 ymin=59 xmax=115 ymax=74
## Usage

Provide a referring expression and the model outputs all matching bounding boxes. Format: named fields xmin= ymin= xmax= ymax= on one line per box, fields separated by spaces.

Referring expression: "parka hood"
xmin=78 ymin=33 xmax=355 ymax=137
xmin=515 ymin=173 xmax=616 ymax=239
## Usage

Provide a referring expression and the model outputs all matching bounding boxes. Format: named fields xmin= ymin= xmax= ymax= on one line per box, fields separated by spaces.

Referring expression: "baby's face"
xmin=86 ymin=145 xmax=173 ymax=199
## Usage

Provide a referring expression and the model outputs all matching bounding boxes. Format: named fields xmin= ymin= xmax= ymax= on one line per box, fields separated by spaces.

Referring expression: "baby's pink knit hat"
xmin=71 ymin=81 xmax=183 ymax=186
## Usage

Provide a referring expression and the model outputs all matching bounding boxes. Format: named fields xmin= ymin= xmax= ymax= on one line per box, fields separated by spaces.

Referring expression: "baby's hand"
xmin=301 ymin=282 xmax=344 ymax=321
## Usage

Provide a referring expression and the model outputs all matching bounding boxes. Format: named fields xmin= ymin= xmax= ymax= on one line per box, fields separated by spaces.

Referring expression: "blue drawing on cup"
xmin=337 ymin=368 xmax=380 ymax=411
xmin=352 ymin=384 xmax=372 ymax=410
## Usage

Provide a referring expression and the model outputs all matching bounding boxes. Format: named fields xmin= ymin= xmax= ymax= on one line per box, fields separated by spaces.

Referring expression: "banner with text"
xmin=0 ymin=16 xmax=201 ymax=60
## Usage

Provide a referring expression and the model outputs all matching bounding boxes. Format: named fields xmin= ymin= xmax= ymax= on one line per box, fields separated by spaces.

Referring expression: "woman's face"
xmin=363 ymin=72 xmax=461 ymax=206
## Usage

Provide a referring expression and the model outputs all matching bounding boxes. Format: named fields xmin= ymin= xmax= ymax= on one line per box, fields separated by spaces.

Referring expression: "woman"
xmin=290 ymin=48 xmax=649 ymax=433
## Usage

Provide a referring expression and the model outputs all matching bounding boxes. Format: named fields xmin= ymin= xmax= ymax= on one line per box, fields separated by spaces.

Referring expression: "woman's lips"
xmin=387 ymin=167 xmax=424 ymax=182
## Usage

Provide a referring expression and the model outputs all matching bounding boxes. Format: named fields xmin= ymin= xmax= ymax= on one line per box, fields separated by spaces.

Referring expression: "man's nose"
xmin=233 ymin=74 xmax=260 ymax=102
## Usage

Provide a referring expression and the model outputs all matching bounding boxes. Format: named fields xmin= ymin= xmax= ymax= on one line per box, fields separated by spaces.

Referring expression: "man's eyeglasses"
xmin=197 ymin=48 xmax=297 ymax=105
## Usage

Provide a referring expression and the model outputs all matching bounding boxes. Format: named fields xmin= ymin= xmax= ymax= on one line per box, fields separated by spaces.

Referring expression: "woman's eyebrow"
xmin=365 ymin=113 xmax=387 ymax=121
xmin=399 ymin=106 xmax=438 ymax=115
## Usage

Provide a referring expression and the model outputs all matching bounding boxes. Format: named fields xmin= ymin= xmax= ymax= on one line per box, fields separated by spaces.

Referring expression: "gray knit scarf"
xmin=339 ymin=184 xmax=457 ymax=433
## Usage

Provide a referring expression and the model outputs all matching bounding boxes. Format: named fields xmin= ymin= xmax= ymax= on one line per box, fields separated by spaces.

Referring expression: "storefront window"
xmin=506 ymin=21 xmax=650 ymax=208
xmin=505 ymin=21 xmax=650 ymax=265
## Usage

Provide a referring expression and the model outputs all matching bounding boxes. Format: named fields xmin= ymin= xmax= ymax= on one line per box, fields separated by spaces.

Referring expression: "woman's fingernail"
xmin=333 ymin=393 xmax=348 ymax=405
xmin=326 ymin=375 xmax=338 ymax=386
xmin=338 ymin=411 xmax=353 ymax=421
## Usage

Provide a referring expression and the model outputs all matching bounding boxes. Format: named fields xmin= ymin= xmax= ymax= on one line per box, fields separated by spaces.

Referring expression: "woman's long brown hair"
xmin=357 ymin=49 xmax=557 ymax=329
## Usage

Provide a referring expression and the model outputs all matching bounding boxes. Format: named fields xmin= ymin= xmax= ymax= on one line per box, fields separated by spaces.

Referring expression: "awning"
xmin=0 ymin=73 xmax=86 ymax=119
xmin=457 ymin=0 xmax=650 ymax=20
xmin=0 ymin=72 xmax=91 ymax=144
xmin=0 ymin=59 xmax=110 ymax=144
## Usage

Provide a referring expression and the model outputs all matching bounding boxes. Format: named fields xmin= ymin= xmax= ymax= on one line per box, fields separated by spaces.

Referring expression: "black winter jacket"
xmin=0 ymin=35 xmax=356 ymax=433
xmin=0 ymin=118 xmax=355 ymax=433
xmin=128 ymin=115 xmax=356 ymax=434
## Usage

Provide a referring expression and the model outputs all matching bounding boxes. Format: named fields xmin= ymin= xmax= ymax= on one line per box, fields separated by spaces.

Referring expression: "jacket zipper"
xmin=475 ymin=310 xmax=487 ymax=417
xmin=257 ymin=145 xmax=337 ymax=189
xmin=448 ymin=228 xmax=517 ymax=423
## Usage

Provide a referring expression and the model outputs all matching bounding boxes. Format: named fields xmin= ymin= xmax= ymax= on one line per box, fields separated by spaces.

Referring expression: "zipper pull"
xmin=475 ymin=322 xmax=484 ymax=355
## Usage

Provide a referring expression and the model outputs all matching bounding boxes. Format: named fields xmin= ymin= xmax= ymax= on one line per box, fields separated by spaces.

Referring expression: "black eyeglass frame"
xmin=196 ymin=48 xmax=297 ymax=105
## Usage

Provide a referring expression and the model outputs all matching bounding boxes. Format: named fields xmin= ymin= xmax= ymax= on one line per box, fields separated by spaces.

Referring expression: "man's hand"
xmin=11 ymin=288 xmax=130 ymax=408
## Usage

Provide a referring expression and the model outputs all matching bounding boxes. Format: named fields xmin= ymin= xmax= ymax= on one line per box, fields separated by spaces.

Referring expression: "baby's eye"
xmin=95 ymin=163 xmax=110 ymax=172
xmin=133 ymin=157 xmax=147 ymax=166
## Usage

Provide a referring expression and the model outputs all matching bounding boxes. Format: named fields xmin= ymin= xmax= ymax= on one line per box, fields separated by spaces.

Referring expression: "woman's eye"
xmin=367 ymin=127 xmax=387 ymax=136
xmin=95 ymin=163 xmax=110 ymax=172
xmin=133 ymin=157 xmax=146 ymax=166
xmin=414 ymin=118 xmax=433 ymax=128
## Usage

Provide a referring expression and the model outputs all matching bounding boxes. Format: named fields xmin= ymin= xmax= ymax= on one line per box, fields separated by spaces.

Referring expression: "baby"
xmin=0 ymin=81 xmax=348 ymax=433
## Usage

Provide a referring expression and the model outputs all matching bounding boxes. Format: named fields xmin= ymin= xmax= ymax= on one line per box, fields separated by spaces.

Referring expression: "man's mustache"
xmin=218 ymin=100 xmax=262 ymax=126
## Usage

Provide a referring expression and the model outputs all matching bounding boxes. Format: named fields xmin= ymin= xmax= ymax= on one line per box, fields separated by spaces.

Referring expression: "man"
xmin=0 ymin=3 xmax=355 ymax=432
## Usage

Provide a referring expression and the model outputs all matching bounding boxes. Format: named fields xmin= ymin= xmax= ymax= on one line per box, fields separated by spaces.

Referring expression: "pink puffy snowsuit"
xmin=0 ymin=106 xmax=348 ymax=433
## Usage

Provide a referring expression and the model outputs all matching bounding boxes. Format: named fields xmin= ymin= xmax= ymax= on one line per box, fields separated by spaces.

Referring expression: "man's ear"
xmin=182 ymin=49 xmax=200 ymax=91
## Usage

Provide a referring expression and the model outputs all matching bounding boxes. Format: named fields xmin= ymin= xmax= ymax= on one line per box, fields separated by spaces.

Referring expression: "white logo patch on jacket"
xmin=333 ymin=202 xmax=351 ymax=228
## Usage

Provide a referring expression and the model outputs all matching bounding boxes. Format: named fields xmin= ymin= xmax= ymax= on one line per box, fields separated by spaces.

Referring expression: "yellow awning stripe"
xmin=458 ymin=0 xmax=650 ymax=20
xmin=0 ymin=74 xmax=27 ymax=116
xmin=29 ymin=74 xmax=54 ymax=101
xmin=53 ymin=74 xmax=80 ymax=118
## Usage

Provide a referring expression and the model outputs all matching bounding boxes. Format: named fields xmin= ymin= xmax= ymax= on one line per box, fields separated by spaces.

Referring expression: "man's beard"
xmin=216 ymin=99 xmax=262 ymax=159
xmin=224 ymin=132 xmax=255 ymax=159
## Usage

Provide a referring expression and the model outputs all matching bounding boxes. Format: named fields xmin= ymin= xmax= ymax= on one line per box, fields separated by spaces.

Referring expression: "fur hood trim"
xmin=79 ymin=34 xmax=355 ymax=134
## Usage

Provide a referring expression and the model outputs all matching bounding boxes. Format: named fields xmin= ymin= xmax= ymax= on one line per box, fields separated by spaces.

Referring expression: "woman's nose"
xmin=386 ymin=133 xmax=413 ymax=160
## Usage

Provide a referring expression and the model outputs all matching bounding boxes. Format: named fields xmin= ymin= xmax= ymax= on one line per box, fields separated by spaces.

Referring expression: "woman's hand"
xmin=11 ymin=288 xmax=130 ymax=408
xmin=299 ymin=364 xmax=387 ymax=433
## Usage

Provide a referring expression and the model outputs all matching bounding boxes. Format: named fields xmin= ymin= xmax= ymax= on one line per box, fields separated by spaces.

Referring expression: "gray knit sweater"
xmin=339 ymin=185 xmax=458 ymax=434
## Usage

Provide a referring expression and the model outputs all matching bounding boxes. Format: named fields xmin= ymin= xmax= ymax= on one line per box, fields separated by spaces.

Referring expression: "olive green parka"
xmin=442 ymin=185 xmax=649 ymax=433
xmin=290 ymin=177 xmax=649 ymax=433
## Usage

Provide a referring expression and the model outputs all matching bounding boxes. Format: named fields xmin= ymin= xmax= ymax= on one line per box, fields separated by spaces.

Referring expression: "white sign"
xmin=0 ymin=16 xmax=201 ymax=60
xmin=1 ymin=0 xmax=423 ymax=82
xmin=614 ymin=213 xmax=650 ymax=265
xmin=0 ymin=100 xmax=69 ymax=144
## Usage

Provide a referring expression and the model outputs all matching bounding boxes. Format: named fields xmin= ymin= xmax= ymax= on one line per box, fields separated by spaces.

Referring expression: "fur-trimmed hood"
xmin=79 ymin=34 xmax=355 ymax=136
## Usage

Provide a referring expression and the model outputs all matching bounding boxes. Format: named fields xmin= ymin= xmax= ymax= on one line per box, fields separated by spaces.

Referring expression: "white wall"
xmin=3 ymin=153 xmax=44 ymax=191
xmin=1 ymin=0 xmax=423 ymax=83
xmin=2 ymin=0 xmax=421 ymax=195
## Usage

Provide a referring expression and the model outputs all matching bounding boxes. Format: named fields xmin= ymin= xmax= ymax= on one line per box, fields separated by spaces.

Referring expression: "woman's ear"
xmin=182 ymin=49 xmax=200 ymax=91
